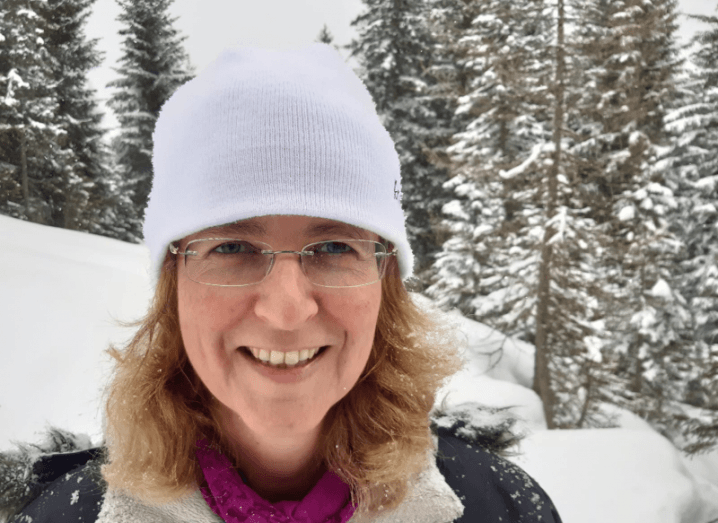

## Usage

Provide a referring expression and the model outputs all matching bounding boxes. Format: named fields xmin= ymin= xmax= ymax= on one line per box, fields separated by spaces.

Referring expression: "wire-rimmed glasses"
xmin=169 ymin=238 xmax=397 ymax=288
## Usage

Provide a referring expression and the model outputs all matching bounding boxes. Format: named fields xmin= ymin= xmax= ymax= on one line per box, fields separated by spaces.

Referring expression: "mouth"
xmin=239 ymin=346 xmax=329 ymax=369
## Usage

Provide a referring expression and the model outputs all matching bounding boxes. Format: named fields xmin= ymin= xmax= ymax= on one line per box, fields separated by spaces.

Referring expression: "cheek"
xmin=177 ymin=282 xmax=253 ymax=408
xmin=178 ymin=281 xmax=241 ymax=335
xmin=176 ymin=281 xmax=247 ymax=377
xmin=356 ymin=293 xmax=381 ymax=348
xmin=337 ymin=287 xmax=382 ymax=376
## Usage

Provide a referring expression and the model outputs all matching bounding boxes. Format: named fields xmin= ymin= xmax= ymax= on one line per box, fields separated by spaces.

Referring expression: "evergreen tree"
xmin=316 ymin=23 xmax=336 ymax=48
xmin=571 ymin=0 xmax=702 ymax=446
xmin=0 ymin=0 xmax=136 ymax=241
xmin=425 ymin=0 xmax=554 ymax=333
xmin=661 ymin=8 xmax=718 ymax=453
xmin=425 ymin=0 xmax=557 ymax=354
xmin=425 ymin=0 xmax=636 ymax=430
xmin=420 ymin=0 xmax=493 ymax=311
xmin=348 ymin=0 xmax=456 ymax=290
xmin=86 ymin=134 xmax=142 ymax=242
xmin=414 ymin=0 xmax=711 ymax=445
xmin=39 ymin=0 xmax=111 ymax=232
xmin=531 ymin=0 xmax=621 ymax=429
xmin=107 ymin=0 xmax=193 ymax=233
xmin=0 ymin=0 xmax=61 ymax=223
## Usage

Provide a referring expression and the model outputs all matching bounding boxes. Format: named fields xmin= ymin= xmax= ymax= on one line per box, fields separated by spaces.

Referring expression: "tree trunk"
xmin=63 ymin=172 xmax=77 ymax=230
xmin=20 ymin=129 xmax=31 ymax=220
xmin=533 ymin=0 xmax=566 ymax=429
xmin=577 ymin=361 xmax=593 ymax=428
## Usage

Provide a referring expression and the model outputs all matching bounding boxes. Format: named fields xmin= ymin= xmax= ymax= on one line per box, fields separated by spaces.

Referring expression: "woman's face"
xmin=177 ymin=215 xmax=383 ymax=438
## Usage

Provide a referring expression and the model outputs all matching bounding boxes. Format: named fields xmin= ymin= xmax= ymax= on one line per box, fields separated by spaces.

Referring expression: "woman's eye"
xmin=317 ymin=242 xmax=353 ymax=254
xmin=213 ymin=242 xmax=249 ymax=254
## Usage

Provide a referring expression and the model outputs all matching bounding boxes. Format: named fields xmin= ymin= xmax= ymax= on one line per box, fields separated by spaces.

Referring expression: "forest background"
xmin=0 ymin=0 xmax=717 ymax=456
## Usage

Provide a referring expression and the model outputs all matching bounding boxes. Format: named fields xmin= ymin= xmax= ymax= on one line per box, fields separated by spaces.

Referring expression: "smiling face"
xmin=176 ymin=215 xmax=383 ymax=441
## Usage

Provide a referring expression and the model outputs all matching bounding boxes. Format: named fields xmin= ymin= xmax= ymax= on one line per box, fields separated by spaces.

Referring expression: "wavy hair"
xmin=99 ymin=244 xmax=465 ymax=514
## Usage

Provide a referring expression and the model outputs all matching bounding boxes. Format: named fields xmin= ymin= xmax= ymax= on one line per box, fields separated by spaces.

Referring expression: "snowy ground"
xmin=2 ymin=214 xmax=718 ymax=523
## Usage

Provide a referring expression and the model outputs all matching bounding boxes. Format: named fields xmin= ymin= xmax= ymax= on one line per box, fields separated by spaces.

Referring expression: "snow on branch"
xmin=499 ymin=142 xmax=550 ymax=180
xmin=442 ymin=200 xmax=470 ymax=220
xmin=546 ymin=206 xmax=571 ymax=245
xmin=647 ymin=278 xmax=672 ymax=300
xmin=618 ymin=205 xmax=635 ymax=221
xmin=696 ymin=175 xmax=717 ymax=192
xmin=3 ymin=69 xmax=31 ymax=107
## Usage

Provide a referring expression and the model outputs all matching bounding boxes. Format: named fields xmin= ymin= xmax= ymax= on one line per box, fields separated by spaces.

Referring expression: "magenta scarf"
xmin=195 ymin=439 xmax=356 ymax=523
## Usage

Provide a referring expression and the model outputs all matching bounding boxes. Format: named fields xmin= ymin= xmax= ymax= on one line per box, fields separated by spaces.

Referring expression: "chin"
xmin=232 ymin=397 xmax=333 ymax=435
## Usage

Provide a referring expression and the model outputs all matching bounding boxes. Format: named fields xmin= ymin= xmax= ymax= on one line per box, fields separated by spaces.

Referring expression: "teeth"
xmin=247 ymin=347 xmax=324 ymax=367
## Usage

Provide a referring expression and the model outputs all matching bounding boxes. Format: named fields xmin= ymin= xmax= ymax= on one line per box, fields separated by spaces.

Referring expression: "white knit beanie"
xmin=144 ymin=43 xmax=414 ymax=283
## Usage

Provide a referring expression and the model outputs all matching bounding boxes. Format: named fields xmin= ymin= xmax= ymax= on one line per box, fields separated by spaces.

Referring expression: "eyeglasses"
xmin=169 ymin=238 xmax=397 ymax=288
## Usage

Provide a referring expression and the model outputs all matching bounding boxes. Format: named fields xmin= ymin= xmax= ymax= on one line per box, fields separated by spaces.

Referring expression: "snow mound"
xmin=0 ymin=215 xmax=153 ymax=450
xmin=410 ymin=292 xmax=544 ymax=432
xmin=437 ymin=370 xmax=547 ymax=433
xmin=509 ymin=428 xmax=718 ymax=523
xmin=410 ymin=292 xmax=535 ymax=388
xmin=600 ymin=403 xmax=718 ymax=491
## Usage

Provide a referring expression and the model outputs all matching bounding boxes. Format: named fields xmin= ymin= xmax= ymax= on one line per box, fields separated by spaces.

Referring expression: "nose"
xmin=253 ymin=252 xmax=319 ymax=329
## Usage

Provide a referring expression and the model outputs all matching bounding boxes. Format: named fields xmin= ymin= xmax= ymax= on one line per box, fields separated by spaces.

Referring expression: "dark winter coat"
xmin=1 ymin=404 xmax=562 ymax=523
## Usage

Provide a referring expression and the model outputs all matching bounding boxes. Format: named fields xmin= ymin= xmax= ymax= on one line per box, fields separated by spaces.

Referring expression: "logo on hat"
xmin=394 ymin=180 xmax=403 ymax=201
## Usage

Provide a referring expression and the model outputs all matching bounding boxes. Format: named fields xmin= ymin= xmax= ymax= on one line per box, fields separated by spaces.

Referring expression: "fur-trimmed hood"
xmin=0 ymin=428 xmax=100 ymax=522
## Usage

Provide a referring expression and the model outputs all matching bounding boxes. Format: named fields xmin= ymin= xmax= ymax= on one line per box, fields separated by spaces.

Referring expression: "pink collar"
xmin=196 ymin=439 xmax=356 ymax=523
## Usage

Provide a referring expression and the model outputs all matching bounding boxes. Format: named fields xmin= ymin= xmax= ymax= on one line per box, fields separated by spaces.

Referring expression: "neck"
xmin=220 ymin=410 xmax=326 ymax=502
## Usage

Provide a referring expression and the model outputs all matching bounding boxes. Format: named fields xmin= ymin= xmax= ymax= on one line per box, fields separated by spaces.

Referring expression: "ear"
xmin=162 ymin=249 xmax=177 ymax=272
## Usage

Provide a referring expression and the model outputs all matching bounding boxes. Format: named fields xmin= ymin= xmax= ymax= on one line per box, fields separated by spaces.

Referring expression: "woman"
xmin=1 ymin=44 xmax=562 ymax=523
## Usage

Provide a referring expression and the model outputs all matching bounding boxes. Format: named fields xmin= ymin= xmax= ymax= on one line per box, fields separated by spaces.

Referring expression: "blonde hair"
xmin=100 ymin=247 xmax=464 ymax=514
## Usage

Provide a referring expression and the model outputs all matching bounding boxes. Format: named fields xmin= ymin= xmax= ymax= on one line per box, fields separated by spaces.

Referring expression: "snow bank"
xmin=436 ymin=368 xmax=547 ymax=433
xmin=410 ymin=292 xmax=535 ymax=388
xmin=0 ymin=215 xmax=153 ymax=449
xmin=509 ymin=428 xmax=718 ymax=523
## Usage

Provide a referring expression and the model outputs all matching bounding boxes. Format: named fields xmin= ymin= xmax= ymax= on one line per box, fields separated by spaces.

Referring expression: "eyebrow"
xmin=207 ymin=221 xmax=370 ymax=240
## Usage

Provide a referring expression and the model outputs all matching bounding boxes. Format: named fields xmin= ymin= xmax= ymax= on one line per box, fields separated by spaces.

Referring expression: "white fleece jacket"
xmin=95 ymin=455 xmax=464 ymax=523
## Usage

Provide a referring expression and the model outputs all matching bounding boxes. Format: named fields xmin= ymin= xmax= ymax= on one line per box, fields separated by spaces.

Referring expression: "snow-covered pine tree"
xmin=572 ymin=0 xmax=698 ymax=446
xmin=426 ymin=0 xmax=616 ymax=429
xmin=425 ymin=0 xmax=554 ymax=336
xmin=0 ymin=0 xmax=61 ymax=223
xmin=348 ymin=0 xmax=456 ymax=290
xmin=37 ymin=0 xmax=112 ymax=232
xmin=401 ymin=0 xmax=483 ymax=303
xmin=421 ymin=0 xmax=529 ymax=317
xmin=107 ymin=0 xmax=193 ymax=232
xmin=531 ymin=0 xmax=626 ymax=430
xmin=660 ymin=9 xmax=718 ymax=453
xmin=86 ymin=134 xmax=142 ymax=243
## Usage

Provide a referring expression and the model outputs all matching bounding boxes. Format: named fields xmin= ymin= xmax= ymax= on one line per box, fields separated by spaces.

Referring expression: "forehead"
xmin=193 ymin=217 xmax=380 ymax=241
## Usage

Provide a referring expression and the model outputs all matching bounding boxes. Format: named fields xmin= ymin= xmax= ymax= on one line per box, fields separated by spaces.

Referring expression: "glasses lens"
xmin=185 ymin=239 xmax=271 ymax=286
xmin=183 ymin=239 xmax=388 ymax=287
xmin=303 ymin=240 xmax=386 ymax=287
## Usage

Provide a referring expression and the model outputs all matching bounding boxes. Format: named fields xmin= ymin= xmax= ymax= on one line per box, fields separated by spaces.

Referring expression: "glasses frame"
xmin=169 ymin=237 xmax=398 ymax=288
